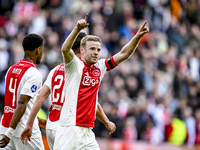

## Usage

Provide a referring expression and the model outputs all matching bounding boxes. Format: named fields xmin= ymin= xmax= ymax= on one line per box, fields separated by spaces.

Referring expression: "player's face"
xmin=36 ymin=45 xmax=44 ymax=64
xmin=82 ymin=41 xmax=101 ymax=66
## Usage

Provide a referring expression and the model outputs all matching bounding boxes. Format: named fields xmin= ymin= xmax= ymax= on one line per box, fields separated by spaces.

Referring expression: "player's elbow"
xmin=17 ymin=101 xmax=28 ymax=110
xmin=61 ymin=45 xmax=71 ymax=54
xmin=36 ymin=94 xmax=45 ymax=103
xmin=61 ymin=47 xmax=65 ymax=54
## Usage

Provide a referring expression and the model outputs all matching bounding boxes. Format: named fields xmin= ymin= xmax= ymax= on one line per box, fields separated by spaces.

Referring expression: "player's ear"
xmin=80 ymin=46 xmax=84 ymax=54
xmin=36 ymin=47 xmax=41 ymax=55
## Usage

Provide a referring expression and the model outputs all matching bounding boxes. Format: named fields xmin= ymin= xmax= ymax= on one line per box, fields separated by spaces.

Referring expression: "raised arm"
xmin=113 ymin=21 xmax=149 ymax=65
xmin=20 ymin=85 xmax=50 ymax=144
xmin=96 ymin=103 xmax=116 ymax=134
xmin=62 ymin=14 xmax=89 ymax=64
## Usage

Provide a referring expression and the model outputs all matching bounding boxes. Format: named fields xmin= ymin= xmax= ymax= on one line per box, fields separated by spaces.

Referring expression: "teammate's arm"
xmin=113 ymin=21 xmax=149 ymax=65
xmin=20 ymin=85 xmax=50 ymax=144
xmin=96 ymin=103 xmax=116 ymax=134
xmin=0 ymin=95 xmax=31 ymax=148
xmin=62 ymin=14 xmax=89 ymax=64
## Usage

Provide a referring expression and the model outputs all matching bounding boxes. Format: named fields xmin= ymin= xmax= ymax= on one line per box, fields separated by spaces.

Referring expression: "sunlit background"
xmin=0 ymin=0 xmax=200 ymax=149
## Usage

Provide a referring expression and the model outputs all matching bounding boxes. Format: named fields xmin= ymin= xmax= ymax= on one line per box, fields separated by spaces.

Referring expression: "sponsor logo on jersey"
xmin=31 ymin=85 xmax=37 ymax=93
xmin=56 ymin=65 xmax=64 ymax=71
xmin=85 ymin=72 xmax=89 ymax=76
xmin=92 ymin=69 xmax=100 ymax=77
xmin=52 ymin=104 xmax=62 ymax=110
xmin=12 ymin=68 xmax=22 ymax=74
xmin=4 ymin=106 xmax=15 ymax=113
xmin=82 ymin=76 xmax=99 ymax=86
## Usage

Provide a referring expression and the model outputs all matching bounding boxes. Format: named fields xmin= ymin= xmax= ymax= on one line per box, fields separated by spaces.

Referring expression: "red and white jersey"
xmin=0 ymin=59 xmax=42 ymax=138
xmin=44 ymin=64 xmax=65 ymax=130
xmin=60 ymin=55 xmax=117 ymax=128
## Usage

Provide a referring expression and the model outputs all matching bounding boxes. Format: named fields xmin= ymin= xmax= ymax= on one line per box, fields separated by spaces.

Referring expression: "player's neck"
xmin=80 ymin=56 xmax=91 ymax=67
xmin=76 ymin=53 xmax=81 ymax=58
xmin=23 ymin=53 xmax=36 ymax=64
xmin=86 ymin=62 xmax=94 ymax=68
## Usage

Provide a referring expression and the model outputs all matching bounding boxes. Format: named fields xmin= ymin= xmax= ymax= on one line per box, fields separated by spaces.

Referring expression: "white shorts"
xmin=0 ymin=134 xmax=44 ymax=150
xmin=46 ymin=129 xmax=56 ymax=150
xmin=54 ymin=126 xmax=100 ymax=150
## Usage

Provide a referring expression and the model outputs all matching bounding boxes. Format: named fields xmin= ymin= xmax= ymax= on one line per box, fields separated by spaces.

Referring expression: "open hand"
xmin=0 ymin=135 xmax=10 ymax=148
xmin=20 ymin=126 xmax=32 ymax=145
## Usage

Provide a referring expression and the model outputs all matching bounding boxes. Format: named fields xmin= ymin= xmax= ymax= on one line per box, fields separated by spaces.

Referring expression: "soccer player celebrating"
xmin=53 ymin=14 xmax=149 ymax=150
xmin=21 ymin=32 xmax=116 ymax=150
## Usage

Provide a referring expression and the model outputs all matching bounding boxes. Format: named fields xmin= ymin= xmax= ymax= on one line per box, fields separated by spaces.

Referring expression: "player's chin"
xmin=92 ymin=60 xmax=98 ymax=64
xmin=36 ymin=60 xmax=40 ymax=64
xmin=92 ymin=58 xmax=98 ymax=63
xmin=36 ymin=58 xmax=42 ymax=64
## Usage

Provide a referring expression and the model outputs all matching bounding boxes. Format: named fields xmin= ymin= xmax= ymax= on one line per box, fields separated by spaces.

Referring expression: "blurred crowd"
xmin=0 ymin=0 xmax=200 ymax=148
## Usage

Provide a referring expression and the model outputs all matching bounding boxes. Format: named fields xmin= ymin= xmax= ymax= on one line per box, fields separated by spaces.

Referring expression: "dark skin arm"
xmin=0 ymin=94 xmax=30 ymax=148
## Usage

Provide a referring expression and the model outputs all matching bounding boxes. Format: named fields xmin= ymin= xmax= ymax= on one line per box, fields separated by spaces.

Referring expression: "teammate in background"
xmin=54 ymin=14 xmax=148 ymax=150
xmin=0 ymin=34 xmax=45 ymax=149
xmin=21 ymin=32 xmax=116 ymax=150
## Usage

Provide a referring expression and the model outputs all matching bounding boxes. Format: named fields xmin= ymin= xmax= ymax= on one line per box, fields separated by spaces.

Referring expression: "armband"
xmin=105 ymin=57 xmax=117 ymax=71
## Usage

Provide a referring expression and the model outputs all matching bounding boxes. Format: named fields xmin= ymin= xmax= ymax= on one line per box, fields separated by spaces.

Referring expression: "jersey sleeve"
xmin=64 ymin=55 xmax=82 ymax=72
xmin=20 ymin=68 xmax=42 ymax=98
xmin=96 ymin=56 xmax=118 ymax=79
xmin=44 ymin=67 xmax=56 ymax=91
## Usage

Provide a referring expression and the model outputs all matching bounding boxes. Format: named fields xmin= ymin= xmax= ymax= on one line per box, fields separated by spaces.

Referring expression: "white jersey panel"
xmin=60 ymin=56 xmax=108 ymax=127
xmin=44 ymin=67 xmax=56 ymax=91
xmin=94 ymin=58 xmax=107 ymax=80
xmin=14 ymin=67 xmax=42 ymax=138
xmin=59 ymin=56 xmax=83 ymax=126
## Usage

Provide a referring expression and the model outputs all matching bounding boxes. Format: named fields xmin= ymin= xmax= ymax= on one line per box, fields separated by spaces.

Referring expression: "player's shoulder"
xmin=95 ymin=58 xmax=106 ymax=67
xmin=51 ymin=63 xmax=64 ymax=72
xmin=54 ymin=63 xmax=64 ymax=70
xmin=25 ymin=67 xmax=42 ymax=79
xmin=28 ymin=67 xmax=41 ymax=74
xmin=98 ymin=58 xmax=106 ymax=62
xmin=65 ymin=55 xmax=83 ymax=68
xmin=72 ymin=55 xmax=82 ymax=64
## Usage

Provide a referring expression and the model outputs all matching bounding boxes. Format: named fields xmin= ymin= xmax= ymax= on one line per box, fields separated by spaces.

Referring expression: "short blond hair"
xmin=81 ymin=35 xmax=101 ymax=48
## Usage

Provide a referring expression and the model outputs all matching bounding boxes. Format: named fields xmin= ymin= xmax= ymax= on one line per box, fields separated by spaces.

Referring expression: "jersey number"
xmin=52 ymin=75 xmax=64 ymax=103
xmin=9 ymin=78 xmax=17 ymax=106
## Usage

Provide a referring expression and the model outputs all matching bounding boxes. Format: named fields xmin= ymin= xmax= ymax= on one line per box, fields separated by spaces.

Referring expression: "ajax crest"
xmin=92 ymin=69 xmax=100 ymax=77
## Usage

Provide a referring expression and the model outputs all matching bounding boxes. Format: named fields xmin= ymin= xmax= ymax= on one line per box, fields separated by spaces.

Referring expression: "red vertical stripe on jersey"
xmin=2 ymin=59 xmax=36 ymax=127
xmin=76 ymin=66 xmax=101 ymax=127
xmin=48 ymin=64 xmax=65 ymax=122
